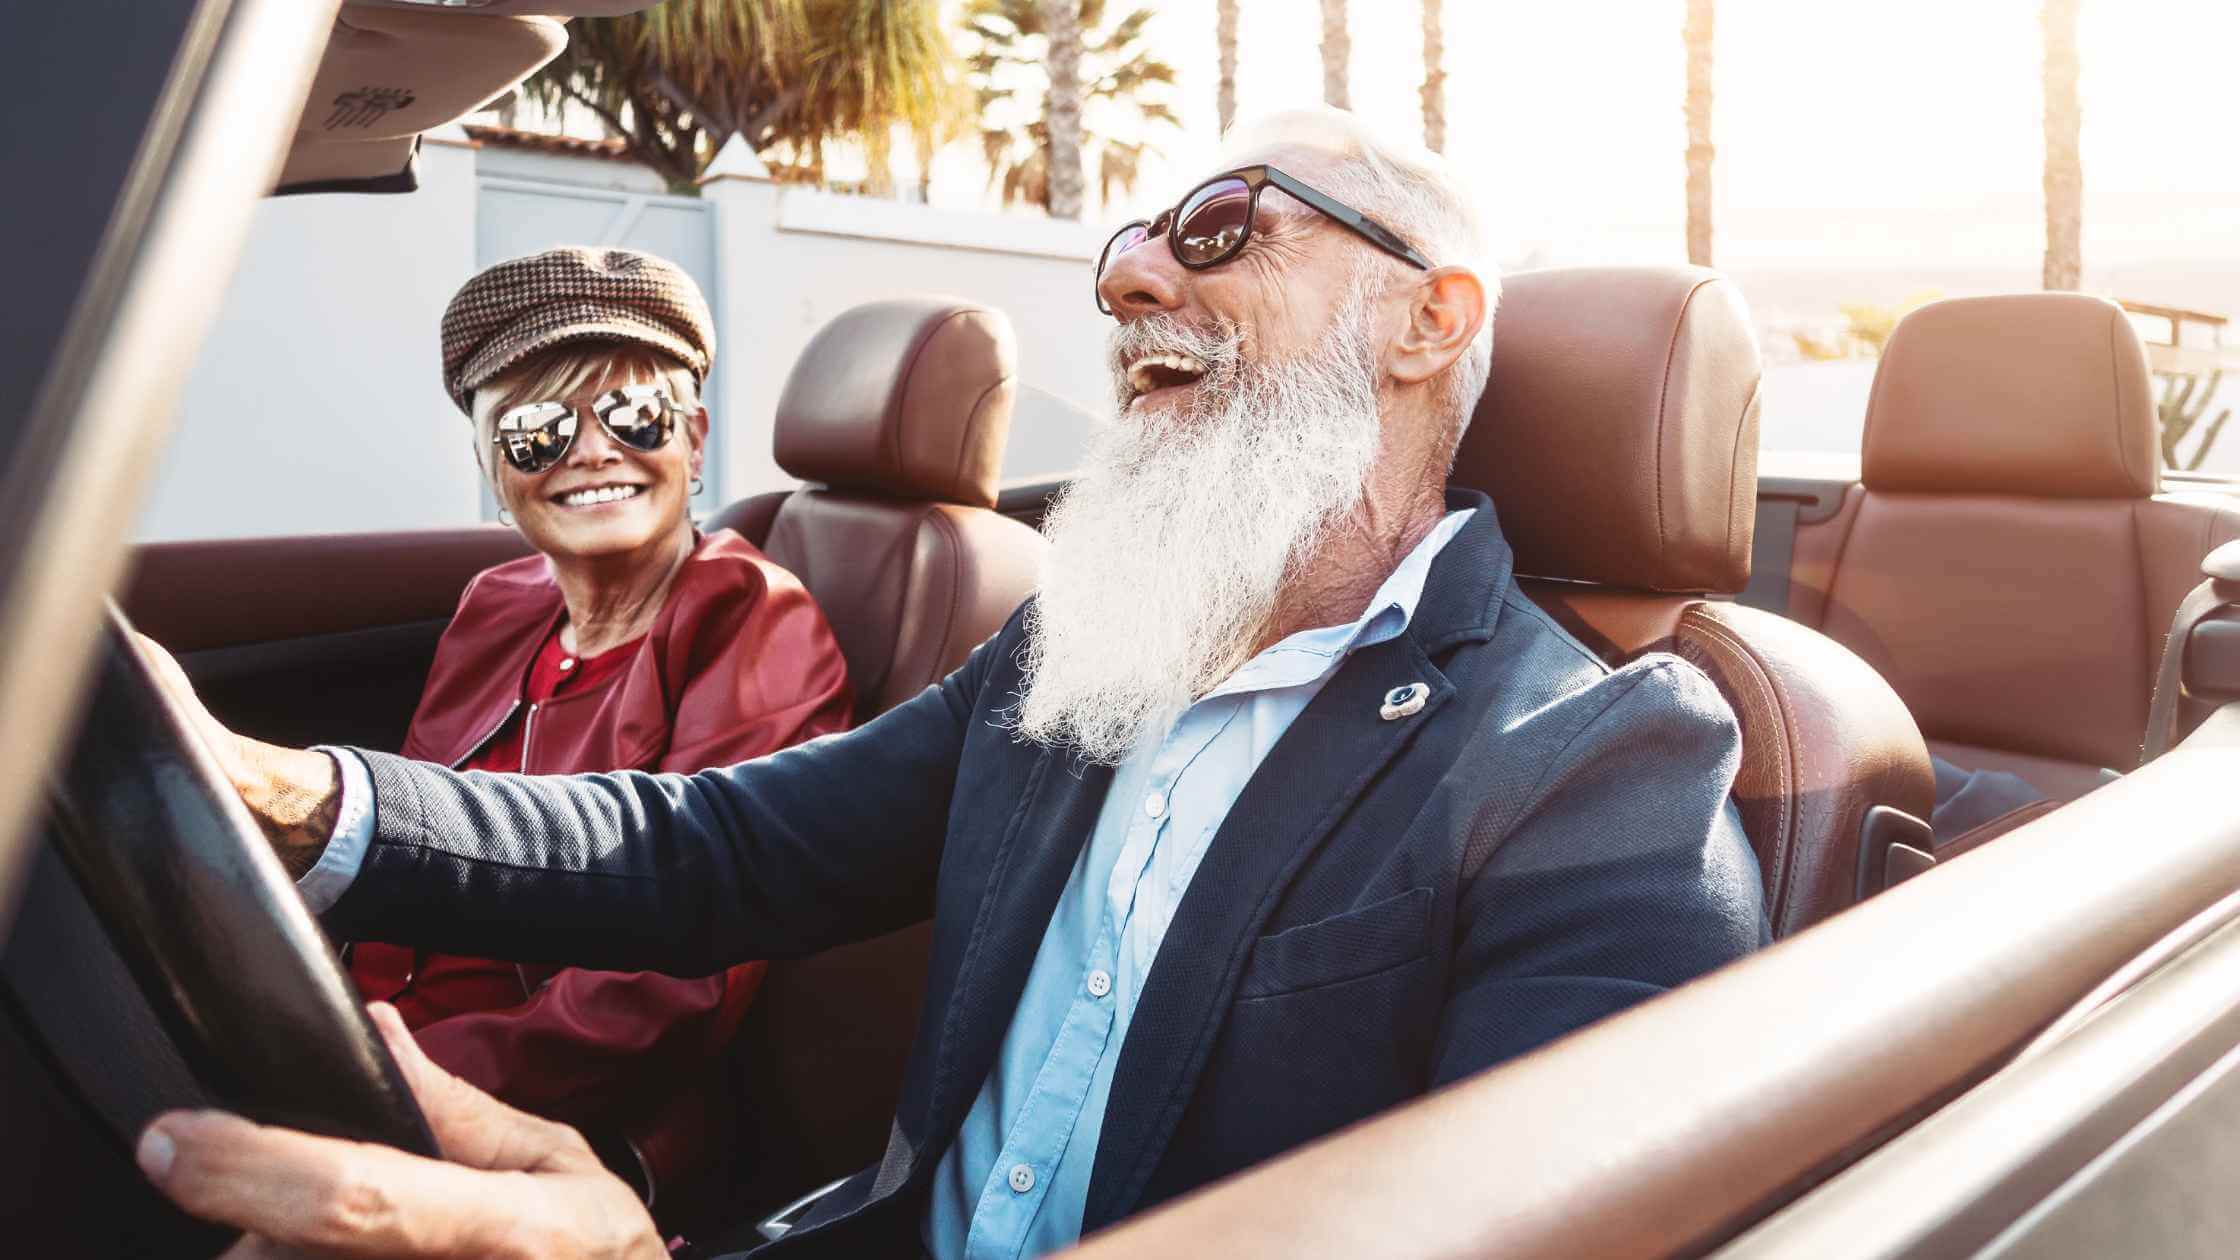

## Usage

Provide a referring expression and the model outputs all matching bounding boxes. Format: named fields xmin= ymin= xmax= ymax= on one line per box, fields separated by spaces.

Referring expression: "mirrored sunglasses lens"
xmin=1175 ymin=179 xmax=1251 ymax=265
xmin=597 ymin=389 xmax=673 ymax=452
xmin=497 ymin=405 xmax=575 ymax=472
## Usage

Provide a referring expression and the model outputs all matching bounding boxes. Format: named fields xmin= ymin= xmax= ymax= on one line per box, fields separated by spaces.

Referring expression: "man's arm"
xmin=1431 ymin=658 xmax=1768 ymax=1084
xmin=140 ymin=624 xmax=1009 ymax=979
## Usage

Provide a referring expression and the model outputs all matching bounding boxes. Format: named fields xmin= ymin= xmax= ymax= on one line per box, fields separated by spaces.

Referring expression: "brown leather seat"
xmin=709 ymin=297 xmax=1046 ymax=720
xmin=1785 ymin=294 xmax=2240 ymax=804
xmin=707 ymin=299 xmax=1046 ymax=1220
xmin=1457 ymin=266 xmax=1935 ymax=938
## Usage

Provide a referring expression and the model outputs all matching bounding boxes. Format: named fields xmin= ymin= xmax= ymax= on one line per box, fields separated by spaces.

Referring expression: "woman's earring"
xmin=691 ymin=476 xmax=705 ymax=497
xmin=498 ymin=507 xmax=515 ymax=527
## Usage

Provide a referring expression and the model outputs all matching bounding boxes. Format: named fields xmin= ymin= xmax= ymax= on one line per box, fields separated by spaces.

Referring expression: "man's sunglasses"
xmin=1094 ymin=164 xmax=1435 ymax=315
xmin=491 ymin=383 xmax=678 ymax=475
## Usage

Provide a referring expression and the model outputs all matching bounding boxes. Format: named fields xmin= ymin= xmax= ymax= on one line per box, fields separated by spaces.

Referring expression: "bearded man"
xmin=135 ymin=110 xmax=1766 ymax=1260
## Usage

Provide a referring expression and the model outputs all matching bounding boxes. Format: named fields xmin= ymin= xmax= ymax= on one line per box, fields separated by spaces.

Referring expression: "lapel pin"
xmin=1380 ymin=682 xmax=1430 ymax=721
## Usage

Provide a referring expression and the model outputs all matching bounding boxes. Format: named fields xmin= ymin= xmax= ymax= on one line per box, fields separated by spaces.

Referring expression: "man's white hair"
xmin=1221 ymin=107 xmax=1496 ymax=454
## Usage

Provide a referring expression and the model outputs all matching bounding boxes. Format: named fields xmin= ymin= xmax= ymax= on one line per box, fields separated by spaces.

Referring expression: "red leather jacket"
xmin=350 ymin=528 xmax=851 ymax=1198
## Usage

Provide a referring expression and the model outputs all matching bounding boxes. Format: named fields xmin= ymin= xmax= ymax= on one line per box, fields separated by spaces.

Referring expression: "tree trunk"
xmin=2042 ymin=0 xmax=2084 ymax=290
xmin=1217 ymin=0 xmax=1239 ymax=136
xmin=1682 ymin=0 xmax=1715 ymax=268
xmin=1043 ymin=0 xmax=1087 ymax=219
xmin=1320 ymin=0 xmax=1350 ymax=110
xmin=1420 ymin=0 xmax=1445 ymax=153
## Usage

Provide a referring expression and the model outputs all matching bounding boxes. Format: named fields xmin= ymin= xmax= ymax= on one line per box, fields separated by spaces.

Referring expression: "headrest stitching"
xmin=2107 ymin=306 xmax=2148 ymax=495
xmin=888 ymin=308 xmax=986 ymax=498
xmin=1653 ymin=281 xmax=1717 ymax=573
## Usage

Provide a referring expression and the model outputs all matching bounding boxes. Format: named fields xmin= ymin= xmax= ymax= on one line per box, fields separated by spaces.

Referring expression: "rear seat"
xmin=1784 ymin=293 xmax=2240 ymax=810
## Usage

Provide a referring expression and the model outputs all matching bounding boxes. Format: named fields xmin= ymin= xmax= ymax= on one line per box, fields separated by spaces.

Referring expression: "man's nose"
xmin=1097 ymin=232 xmax=1185 ymax=320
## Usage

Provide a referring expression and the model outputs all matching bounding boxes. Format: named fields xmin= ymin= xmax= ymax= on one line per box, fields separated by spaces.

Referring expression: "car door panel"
xmin=120 ymin=527 xmax=531 ymax=752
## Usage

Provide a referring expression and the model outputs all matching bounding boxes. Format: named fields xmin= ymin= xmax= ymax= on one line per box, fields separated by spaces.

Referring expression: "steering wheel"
xmin=27 ymin=607 xmax=436 ymax=1157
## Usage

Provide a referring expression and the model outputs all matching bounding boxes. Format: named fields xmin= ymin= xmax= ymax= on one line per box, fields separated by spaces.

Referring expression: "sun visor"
xmin=344 ymin=0 xmax=663 ymax=13
xmin=274 ymin=6 xmax=566 ymax=196
xmin=347 ymin=1 xmax=660 ymax=14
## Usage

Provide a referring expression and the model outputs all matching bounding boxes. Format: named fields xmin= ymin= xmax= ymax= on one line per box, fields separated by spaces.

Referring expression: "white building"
xmin=139 ymin=127 xmax=1114 ymax=542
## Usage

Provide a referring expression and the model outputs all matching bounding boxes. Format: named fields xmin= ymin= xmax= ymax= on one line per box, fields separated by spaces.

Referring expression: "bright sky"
xmin=1030 ymin=0 xmax=2240 ymax=274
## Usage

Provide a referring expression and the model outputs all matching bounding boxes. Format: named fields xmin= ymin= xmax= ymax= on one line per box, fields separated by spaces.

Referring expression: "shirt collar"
xmin=1208 ymin=507 xmax=1478 ymax=698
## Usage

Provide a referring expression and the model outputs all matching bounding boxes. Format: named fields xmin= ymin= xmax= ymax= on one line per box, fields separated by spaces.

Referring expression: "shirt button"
xmin=558 ymin=658 xmax=576 ymax=671
xmin=1086 ymin=969 xmax=1113 ymax=998
xmin=1144 ymin=793 xmax=1166 ymax=819
xmin=1008 ymin=1163 xmax=1036 ymax=1194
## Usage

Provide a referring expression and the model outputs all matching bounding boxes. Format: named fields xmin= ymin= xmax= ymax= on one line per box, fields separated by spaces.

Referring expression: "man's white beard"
xmin=1011 ymin=280 xmax=1386 ymax=764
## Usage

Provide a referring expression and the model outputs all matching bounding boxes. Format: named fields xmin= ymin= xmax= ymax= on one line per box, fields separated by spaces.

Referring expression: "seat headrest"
xmin=775 ymin=299 xmax=1017 ymax=508
xmin=1862 ymin=293 xmax=2160 ymax=498
xmin=277 ymin=7 xmax=564 ymax=195
xmin=1455 ymin=266 xmax=1762 ymax=594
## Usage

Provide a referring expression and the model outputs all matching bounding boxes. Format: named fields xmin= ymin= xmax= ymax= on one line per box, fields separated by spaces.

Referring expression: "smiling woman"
xmin=331 ymin=245 xmax=856 ymax=1223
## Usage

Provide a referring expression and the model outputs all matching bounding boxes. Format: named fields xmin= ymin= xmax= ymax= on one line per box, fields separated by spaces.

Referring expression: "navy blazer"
xmin=330 ymin=491 xmax=1767 ymax=1256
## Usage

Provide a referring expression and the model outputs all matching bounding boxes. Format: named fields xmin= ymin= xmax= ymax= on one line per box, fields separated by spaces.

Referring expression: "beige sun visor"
xmin=348 ymin=1 xmax=658 ymax=14
xmin=273 ymin=5 xmax=567 ymax=196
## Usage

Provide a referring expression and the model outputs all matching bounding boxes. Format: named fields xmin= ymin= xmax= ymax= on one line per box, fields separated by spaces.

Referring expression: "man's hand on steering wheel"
xmin=133 ymin=633 xmax=346 ymax=877
xmin=137 ymin=1002 xmax=667 ymax=1260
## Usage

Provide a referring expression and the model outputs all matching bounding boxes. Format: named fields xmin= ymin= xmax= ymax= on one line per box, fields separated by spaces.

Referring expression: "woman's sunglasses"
xmin=491 ymin=383 xmax=678 ymax=475
xmin=1094 ymin=164 xmax=1435 ymax=314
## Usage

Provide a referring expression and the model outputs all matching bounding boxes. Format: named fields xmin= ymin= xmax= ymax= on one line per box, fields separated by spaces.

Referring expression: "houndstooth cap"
xmin=439 ymin=246 xmax=715 ymax=414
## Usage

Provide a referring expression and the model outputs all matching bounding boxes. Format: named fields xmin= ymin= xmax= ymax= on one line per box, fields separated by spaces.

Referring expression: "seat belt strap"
xmin=2143 ymin=579 xmax=2230 ymax=764
xmin=1737 ymin=498 xmax=1799 ymax=616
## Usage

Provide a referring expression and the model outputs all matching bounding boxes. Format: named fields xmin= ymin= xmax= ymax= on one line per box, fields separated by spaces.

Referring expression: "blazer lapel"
xmin=1083 ymin=630 xmax=1457 ymax=1229
xmin=922 ymin=750 xmax=1115 ymax=1141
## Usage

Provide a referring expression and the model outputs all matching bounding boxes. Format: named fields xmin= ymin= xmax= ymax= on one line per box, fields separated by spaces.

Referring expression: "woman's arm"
xmin=657 ymin=552 xmax=854 ymax=771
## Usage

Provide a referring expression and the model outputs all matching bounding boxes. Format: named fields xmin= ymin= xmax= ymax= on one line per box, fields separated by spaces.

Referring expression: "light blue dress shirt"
xmin=921 ymin=508 xmax=1472 ymax=1260
xmin=299 ymin=509 xmax=1474 ymax=1260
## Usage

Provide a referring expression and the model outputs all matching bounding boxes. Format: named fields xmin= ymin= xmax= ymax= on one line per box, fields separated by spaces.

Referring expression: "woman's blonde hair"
xmin=469 ymin=342 xmax=701 ymax=482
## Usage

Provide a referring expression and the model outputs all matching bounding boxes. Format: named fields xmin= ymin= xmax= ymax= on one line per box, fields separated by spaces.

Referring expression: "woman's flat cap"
xmin=440 ymin=246 xmax=714 ymax=413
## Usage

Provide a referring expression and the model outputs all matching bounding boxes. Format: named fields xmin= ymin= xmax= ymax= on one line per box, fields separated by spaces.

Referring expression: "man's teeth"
xmin=1127 ymin=353 xmax=1208 ymax=396
xmin=558 ymin=485 xmax=644 ymax=507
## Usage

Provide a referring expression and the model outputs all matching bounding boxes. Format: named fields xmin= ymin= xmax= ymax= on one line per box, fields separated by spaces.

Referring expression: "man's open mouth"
xmin=552 ymin=483 xmax=646 ymax=508
xmin=1125 ymin=353 xmax=1209 ymax=402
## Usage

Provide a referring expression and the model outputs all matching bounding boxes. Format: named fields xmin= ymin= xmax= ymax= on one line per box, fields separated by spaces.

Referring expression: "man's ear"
xmin=1386 ymin=266 xmax=1488 ymax=387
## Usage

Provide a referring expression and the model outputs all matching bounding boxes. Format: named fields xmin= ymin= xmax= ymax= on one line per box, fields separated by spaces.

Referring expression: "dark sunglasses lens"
xmin=1174 ymin=178 xmax=1252 ymax=265
xmin=596 ymin=388 xmax=673 ymax=452
xmin=497 ymin=405 xmax=575 ymax=473
xmin=1097 ymin=222 xmax=1151 ymax=287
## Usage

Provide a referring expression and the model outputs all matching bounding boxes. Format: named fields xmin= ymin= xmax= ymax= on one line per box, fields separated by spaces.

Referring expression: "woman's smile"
xmin=550 ymin=481 xmax=649 ymax=510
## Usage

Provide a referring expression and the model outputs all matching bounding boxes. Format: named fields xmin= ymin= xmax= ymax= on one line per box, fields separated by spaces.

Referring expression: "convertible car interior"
xmin=12 ymin=2 xmax=2240 ymax=1258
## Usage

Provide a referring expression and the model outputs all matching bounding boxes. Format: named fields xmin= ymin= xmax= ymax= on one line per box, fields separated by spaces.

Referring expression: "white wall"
xmin=140 ymin=138 xmax=1113 ymax=542
xmin=704 ymin=171 xmax=1109 ymax=496
xmin=138 ymin=135 xmax=483 ymax=541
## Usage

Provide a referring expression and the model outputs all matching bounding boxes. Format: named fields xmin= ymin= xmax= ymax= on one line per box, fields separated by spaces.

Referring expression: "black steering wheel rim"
xmin=41 ymin=606 xmax=436 ymax=1154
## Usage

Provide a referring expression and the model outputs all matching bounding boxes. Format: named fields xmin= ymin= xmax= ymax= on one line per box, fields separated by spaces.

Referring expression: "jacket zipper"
xmin=519 ymin=702 xmax=540 ymax=772
xmin=449 ymin=699 xmax=521 ymax=770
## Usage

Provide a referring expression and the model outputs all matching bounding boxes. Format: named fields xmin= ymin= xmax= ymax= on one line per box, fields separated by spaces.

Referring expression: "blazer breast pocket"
xmin=1237 ymin=886 xmax=1433 ymax=999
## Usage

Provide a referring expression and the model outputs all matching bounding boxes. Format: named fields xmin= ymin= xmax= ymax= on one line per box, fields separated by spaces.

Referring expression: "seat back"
xmin=711 ymin=298 xmax=1046 ymax=720
xmin=1457 ymin=267 xmax=1933 ymax=936
xmin=1790 ymin=294 xmax=2240 ymax=799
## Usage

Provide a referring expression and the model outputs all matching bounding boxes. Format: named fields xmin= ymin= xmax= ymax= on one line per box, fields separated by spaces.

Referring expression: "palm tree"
xmin=518 ymin=0 xmax=961 ymax=193
xmin=1216 ymin=0 xmax=1239 ymax=136
xmin=1682 ymin=0 xmax=1715 ymax=267
xmin=2042 ymin=0 xmax=2083 ymax=290
xmin=968 ymin=0 xmax=1180 ymax=217
xmin=1321 ymin=0 xmax=1350 ymax=109
xmin=1420 ymin=0 xmax=1445 ymax=153
xmin=1044 ymin=0 xmax=1088 ymax=219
